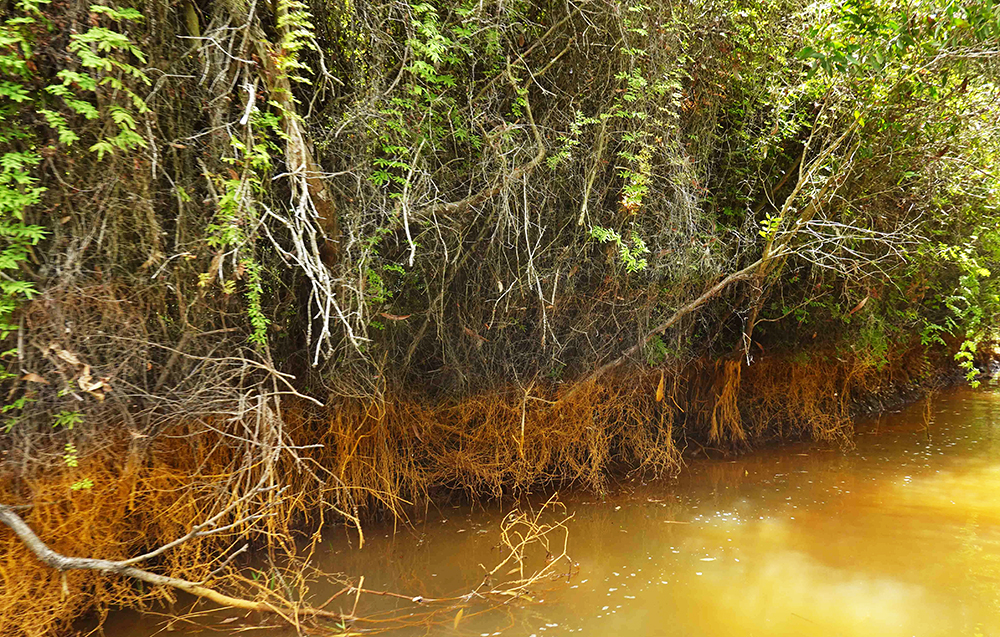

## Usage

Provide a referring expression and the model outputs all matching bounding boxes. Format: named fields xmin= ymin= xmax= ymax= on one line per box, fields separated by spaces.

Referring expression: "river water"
xmin=108 ymin=386 xmax=1000 ymax=636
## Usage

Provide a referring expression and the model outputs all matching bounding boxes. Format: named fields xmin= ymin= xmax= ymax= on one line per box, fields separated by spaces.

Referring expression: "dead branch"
xmin=559 ymin=257 xmax=766 ymax=403
xmin=0 ymin=504 xmax=347 ymax=625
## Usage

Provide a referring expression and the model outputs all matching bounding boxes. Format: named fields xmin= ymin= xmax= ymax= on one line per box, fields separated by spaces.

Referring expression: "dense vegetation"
xmin=0 ymin=0 xmax=999 ymax=633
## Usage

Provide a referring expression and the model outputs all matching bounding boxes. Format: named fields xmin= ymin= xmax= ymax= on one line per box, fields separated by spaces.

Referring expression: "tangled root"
xmin=0 ymin=346 xmax=941 ymax=636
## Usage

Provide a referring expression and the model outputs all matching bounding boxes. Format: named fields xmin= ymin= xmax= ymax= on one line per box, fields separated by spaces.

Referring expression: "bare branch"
xmin=0 ymin=504 xmax=346 ymax=624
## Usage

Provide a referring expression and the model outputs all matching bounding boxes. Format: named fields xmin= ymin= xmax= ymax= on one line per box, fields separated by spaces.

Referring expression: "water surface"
xmin=108 ymin=386 xmax=1000 ymax=636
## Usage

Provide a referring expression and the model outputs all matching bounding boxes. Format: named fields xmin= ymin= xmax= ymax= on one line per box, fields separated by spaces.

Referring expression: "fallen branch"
xmin=0 ymin=504 xmax=347 ymax=625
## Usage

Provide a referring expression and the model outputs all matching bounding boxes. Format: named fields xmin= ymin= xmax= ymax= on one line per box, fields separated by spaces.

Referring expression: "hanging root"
xmin=307 ymin=494 xmax=574 ymax=632
xmin=0 ymin=346 xmax=945 ymax=635
xmin=709 ymin=359 xmax=745 ymax=444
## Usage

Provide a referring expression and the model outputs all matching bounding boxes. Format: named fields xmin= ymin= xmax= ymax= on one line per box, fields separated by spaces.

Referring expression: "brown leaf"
xmin=848 ymin=296 xmax=869 ymax=316
xmin=379 ymin=312 xmax=412 ymax=321
xmin=51 ymin=346 xmax=82 ymax=368
xmin=78 ymin=366 xmax=105 ymax=392
xmin=202 ymin=253 xmax=223 ymax=287
xmin=21 ymin=373 xmax=49 ymax=385
xmin=655 ymin=370 xmax=665 ymax=403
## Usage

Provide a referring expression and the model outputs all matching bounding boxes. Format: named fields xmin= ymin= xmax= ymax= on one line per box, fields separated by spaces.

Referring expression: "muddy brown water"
xmin=105 ymin=386 xmax=1000 ymax=636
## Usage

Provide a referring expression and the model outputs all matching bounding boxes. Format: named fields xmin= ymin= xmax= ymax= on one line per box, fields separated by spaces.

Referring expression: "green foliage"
xmin=7 ymin=0 xmax=1000 ymax=433
xmin=0 ymin=1 xmax=48 ymax=339
xmin=911 ymin=236 xmax=1000 ymax=386
xmin=619 ymin=145 xmax=652 ymax=214
xmin=55 ymin=4 xmax=150 ymax=159
xmin=365 ymin=267 xmax=394 ymax=304
xmin=275 ymin=0 xmax=318 ymax=86
xmin=801 ymin=0 xmax=1000 ymax=80
xmin=242 ymin=258 xmax=270 ymax=348
xmin=205 ymin=124 xmax=277 ymax=251
xmin=853 ymin=316 xmax=891 ymax=371
xmin=204 ymin=114 xmax=286 ymax=350
xmin=547 ymin=111 xmax=598 ymax=169
xmin=52 ymin=410 xmax=83 ymax=430
xmin=70 ymin=477 xmax=94 ymax=491
xmin=940 ymin=244 xmax=996 ymax=387
xmin=758 ymin=213 xmax=783 ymax=239
xmin=590 ymin=226 xmax=649 ymax=274
xmin=63 ymin=442 xmax=78 ymax=467
xmin=0 ymin=1 xmax=149 ymax=342
xmin=644 ymin=334 xmax=669 ymax=366
xmin=407 ymin=2 xmax=467 ymax=88
xmin=0 ymin=152 xmax=46 ymax=337
xmin=363 ymin=0 xmax=493 ymax=201
xmin=605 ymin=4 xmax=664 ymax=216
xmin=1 ymin=392 xmax=32 ymax=432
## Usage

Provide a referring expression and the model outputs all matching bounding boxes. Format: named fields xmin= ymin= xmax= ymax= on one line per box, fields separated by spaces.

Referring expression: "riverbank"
xmin=0 ymin=343 xmax=962 ymax=637
xmin=210 ymin=386 xmax=1000 ymax=637
xmin=4 ymin=0 xmax=999 ymax=634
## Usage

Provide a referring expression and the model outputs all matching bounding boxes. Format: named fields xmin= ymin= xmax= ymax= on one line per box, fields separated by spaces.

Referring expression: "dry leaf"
xmin=462 ymin=326 xmax=488 ymax=347
xmin=655 ymin=370 xmax=665 ymax=402
xmin=848 ymin=296 xmax=869 ymax=316
xmin=379 ymin=312 xmax=412 ymax=321
xmin=453 ymin=608 xmax=464 ymax=630
xmin=51 ymin=346 xmax=82 ymax=367
xmin=202 ymin=253 xmax=223 ymax=287
xmin=78 ymin=366 xmax=104 ymax=392
xmin=21 ymin=373 xmax=49 ymax=385
xmin=77 ymin=366 xmax=110 ymax=400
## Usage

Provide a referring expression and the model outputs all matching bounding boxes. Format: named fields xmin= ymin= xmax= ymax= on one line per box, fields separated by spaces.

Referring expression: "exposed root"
xmin=311 ymin=495 xmax=574 ymax=633
xmin=710 ymin=359 xmax=744 ymax=444
xmin=0 ymin=346 xmax=944 ymax=636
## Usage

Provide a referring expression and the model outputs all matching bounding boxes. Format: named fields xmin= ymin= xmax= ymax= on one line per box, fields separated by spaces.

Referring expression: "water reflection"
xmin=105 ymin=387 xmax=1000 ymax=636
